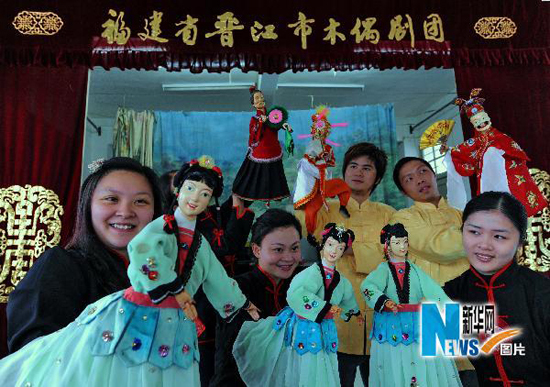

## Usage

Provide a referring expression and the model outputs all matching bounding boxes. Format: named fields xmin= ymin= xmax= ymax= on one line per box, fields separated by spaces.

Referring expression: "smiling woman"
xmin=6 ymin=157 xmax=164 ymax=353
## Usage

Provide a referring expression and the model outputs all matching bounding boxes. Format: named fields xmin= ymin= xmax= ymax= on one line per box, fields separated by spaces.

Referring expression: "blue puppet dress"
xmin=0 ymin=211 xmax=248 ymax=387
xmin=233 ymin=262 xmax=359 ymax=387
xmin=361 ymin=261 xmax=462 ymax=387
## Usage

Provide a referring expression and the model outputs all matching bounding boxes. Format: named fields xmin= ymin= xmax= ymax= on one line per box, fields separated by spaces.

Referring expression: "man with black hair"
xmin=296 ymin=142 xmax=395 ymax=387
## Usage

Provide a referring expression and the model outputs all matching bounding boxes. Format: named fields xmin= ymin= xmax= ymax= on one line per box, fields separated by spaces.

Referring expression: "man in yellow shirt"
xmin=296 ymin=142 xmax=395 ymax=386
xmin=390 ymin=156 xmax=477 ymax=386
xmin=390 ymin=157 xmax=469 ymax=284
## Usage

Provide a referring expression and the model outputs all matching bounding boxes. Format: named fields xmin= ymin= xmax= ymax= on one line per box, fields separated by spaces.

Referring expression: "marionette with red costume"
xmin=293 ymin=106 xmax=351 ymax=234
xmin=232 ymin=86 xmax=292 ymax=203
xmin=443 ymin=88 xmax=547 ymax=216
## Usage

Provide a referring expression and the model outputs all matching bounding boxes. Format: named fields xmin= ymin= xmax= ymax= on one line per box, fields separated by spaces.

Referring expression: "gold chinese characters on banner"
xmin=100 ymin=10 xmax=446 ymax=49
xmin=474 ymin=17 xmax=517 ymax=39
xmin=12 ymin=11 xmax=63 ymax=35
xmin=0 ymin=185 xmax=63 ymax=303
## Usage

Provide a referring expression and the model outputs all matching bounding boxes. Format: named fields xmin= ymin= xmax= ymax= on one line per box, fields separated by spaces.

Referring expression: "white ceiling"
xmin=87 ymin=66 xmax=459 ymax=137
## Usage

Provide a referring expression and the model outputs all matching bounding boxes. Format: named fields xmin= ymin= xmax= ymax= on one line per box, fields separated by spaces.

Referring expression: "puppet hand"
xmin=439 ymin=144 xmax=449 ymax=154
xmin=260 ymin=115 xmax=267 ymax=122
xmin=245 ymin=302 xmax=261 ymax=321
xmin=175 ymin=290 xmax=198 ymax=320
xmin=384 ymin=299 xmax=398 ymax=314
xmin=282 ymin=123 xmax=293 ymax=133
xmin=356 ymin=314 xmax=365 ymax=326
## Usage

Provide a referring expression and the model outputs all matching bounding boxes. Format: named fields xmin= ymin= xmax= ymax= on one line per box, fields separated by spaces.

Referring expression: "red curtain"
xmin=454 ymin=65 xmax=550 ymax=194
xmin=0 ymin=65 xmax=88 ymax=358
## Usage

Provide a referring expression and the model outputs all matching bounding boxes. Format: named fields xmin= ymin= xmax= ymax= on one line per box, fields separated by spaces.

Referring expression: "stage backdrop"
xmin=153 ymin=104 xmax=405 ymax=211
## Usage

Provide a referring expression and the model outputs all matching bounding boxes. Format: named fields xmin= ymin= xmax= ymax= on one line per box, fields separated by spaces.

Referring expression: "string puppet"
xmin=361 ymin=223 xmax=461 ymax=387
xmin=233 ymin=223 xmax=360 ymax=387
xmin=442 ymin=88 xmax=546 ymax=216
xmin=233 ymin=86 xmax=293 ymax=205
xmin=0 ymin=156 xmax=259 ymax=386
xmin=293 ymin=106 xmax=351 ymax=234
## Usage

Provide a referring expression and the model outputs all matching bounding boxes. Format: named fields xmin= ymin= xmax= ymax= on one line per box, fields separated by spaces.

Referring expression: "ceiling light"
xmin=276 ymin=83 xmax=364 ymax=90
xmin=162 ymin=83 xmax=252 ymax=91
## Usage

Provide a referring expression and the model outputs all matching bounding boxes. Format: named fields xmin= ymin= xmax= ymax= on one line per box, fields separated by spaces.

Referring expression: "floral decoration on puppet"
xmin=294 ymin=106 xmax=352 ymax=234
xmin=232 ymin=86 xmax=292 ymax=205
xmin=441 ymin=88 xmax=547 ymax=216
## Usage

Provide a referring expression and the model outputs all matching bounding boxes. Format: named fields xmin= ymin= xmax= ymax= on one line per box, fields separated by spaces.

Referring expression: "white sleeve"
xmin=480 ymin=147 xmax=510 ymax=193
xmin=445 ymin=152 xmax=468 ymax=211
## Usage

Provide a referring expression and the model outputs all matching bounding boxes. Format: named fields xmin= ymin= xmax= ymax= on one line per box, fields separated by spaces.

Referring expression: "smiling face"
xmin=344 ymin=155 xmax=378 ymax=197
xmin=177 ymin=180 xmax=213 ymax=221
xmin=252 ymin=91 xmax=265 ymax=111
xmin=462 ymin=210 xmax=521 ymax=275
xmin=321 ymin=236 xmax=347 ymax=266
xmin=91 ymin=170 xmax=155 ymax=256
xmin=470 ymin=111 xmax=492 ymax=132
xmin=398 ymin=160 xmax=440 ymax=204
xmin=389 ymin=236 xmax=409 ymax=261
xmin=252 ymin=226 xmax=301 ymax=282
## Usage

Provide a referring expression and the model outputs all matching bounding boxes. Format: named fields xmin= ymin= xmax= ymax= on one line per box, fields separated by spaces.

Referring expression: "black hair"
xmin=249 ymin=88 xmax=263 ymax=105
xmin=380 ymin=223 xmax=409 ymax=260
xmin=159 ymin=169 xmax=177 ymax=213
xmin=462 ymin=191 xmax=528 ymax=242
xmin=171 ymin=161 xmax=224 ymax=213
xmin=380 ymin=223 xmax=409 ymax=244
xmin=392 ymin=156 xmax=435 ymax=192
xmin=250 ymin=209 xmax=302 ymax=247
xmin=307 ymin=223 xmax=355 ymax=261
xmin=342 ymin=142 xmax=388 ymax=194
xmin=66 ymin=157 xmax=163 ymax=293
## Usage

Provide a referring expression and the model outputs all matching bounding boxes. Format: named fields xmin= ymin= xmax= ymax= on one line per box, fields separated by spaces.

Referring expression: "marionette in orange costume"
xmin=442 ymin=88 xmax=547 ymax=216
xmin=293 ymin=106 xmax=351 ymax=234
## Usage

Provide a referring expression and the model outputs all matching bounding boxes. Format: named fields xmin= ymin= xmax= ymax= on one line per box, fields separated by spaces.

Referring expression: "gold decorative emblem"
xmin=518 ymin=169 xmax=550 ymax=272
xmin=0 ymin=185 xmax=63 ymax=303
xmin=12 ymin=11 xmax=64 ymax=36
xmin=515 ymin=175 xmax=526 ymax=186
xmin=474 ymin=17 xmax=517 ymax=39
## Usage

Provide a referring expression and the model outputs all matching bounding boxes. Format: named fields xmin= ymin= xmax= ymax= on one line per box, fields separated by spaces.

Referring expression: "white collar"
xmin=174 ymin=207 xmax=196 ymax=231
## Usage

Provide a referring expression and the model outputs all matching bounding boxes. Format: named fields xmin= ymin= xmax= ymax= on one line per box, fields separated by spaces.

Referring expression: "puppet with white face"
xmin=442 ymin=88 xmax=546 ymax=216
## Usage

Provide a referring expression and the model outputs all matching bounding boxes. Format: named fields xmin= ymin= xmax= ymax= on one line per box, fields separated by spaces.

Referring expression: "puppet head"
xmin=380 ymin=223 xmax=409 ymax=261
xmin=311 ymin=105 xmax=332 ymax=141
xmin=319 ymin=223 xmax=355 ymax=266
xmin=249 ymin=85 xmax=265 ymax=111
xmin=172 ymin=155 xmax=223 ymax=221
xmin=455 ymin=88 xmax=492 ymax=132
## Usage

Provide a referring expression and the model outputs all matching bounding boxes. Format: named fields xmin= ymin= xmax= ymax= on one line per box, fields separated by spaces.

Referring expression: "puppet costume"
xmin=446 ymin=89 xmax=546 ymax=216
xmin=294 ymin=107 xmax=351 ymax=234
xmin=362 ymin=260 xmax=462 ymax=387
xmin=233 ymin=262 xmax=359 ymax=387
xmin=211 ymin=265 xmax=301 ymax=386
xmin=444 ymin=261 xmax=550 ymax=386
xmin=0 ymin=211 xmax=249 ymax=387
xmin=233 ymin=108 xmax=290 ymax=202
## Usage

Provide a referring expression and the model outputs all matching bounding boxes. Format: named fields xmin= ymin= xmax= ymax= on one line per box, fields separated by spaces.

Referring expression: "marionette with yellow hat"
xmin=293 ymin=106 xmax=351 ymax=234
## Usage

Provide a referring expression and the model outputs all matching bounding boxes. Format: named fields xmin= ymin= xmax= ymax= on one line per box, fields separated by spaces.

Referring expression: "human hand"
xmin=246 ymin=302 xmax=261 ymax=321
xmin=232 ymin=193 xmax=245 ymax=214
xmin=329 ymin=305 xmax=342 ymax=316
